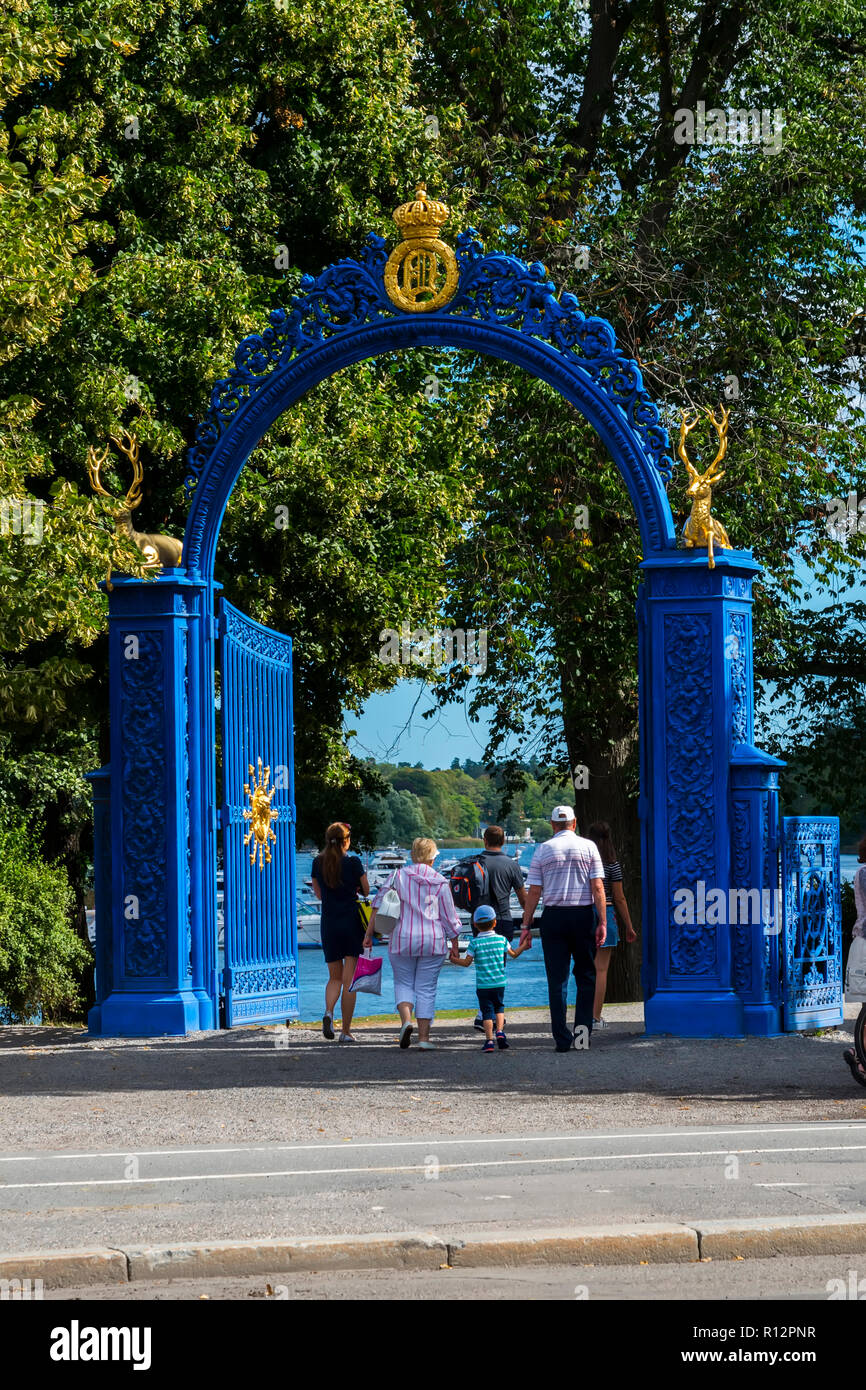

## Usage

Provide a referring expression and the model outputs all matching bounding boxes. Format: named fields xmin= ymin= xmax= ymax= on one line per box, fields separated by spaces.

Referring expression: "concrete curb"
xmin=692 ymin=1213 xmax=866 ymax=1260
xmin=4 ymin=1215 xmax=866 ymax=1289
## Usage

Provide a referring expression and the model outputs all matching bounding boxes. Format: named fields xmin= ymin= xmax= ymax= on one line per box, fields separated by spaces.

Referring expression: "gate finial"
xmin=384 ymin=183 xmax=459 ymax=313
xmin=680 ymin=406 xmax=733 ymax=569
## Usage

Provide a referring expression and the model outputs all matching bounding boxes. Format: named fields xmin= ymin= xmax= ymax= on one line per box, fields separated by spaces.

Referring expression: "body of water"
xmin=292 ymin=848 xmax=864 ymax=1023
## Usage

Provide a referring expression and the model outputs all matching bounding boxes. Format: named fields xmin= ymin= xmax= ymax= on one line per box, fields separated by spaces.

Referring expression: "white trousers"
xmin=390 ymin=952 xmax=446 ymax=1020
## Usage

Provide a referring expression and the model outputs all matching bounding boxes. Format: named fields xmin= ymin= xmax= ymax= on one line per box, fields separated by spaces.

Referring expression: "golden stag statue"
xmin=87 ymin=429 xmax=183 ymax=572
xmin=679 ymin=405 xmax=732 ymax=569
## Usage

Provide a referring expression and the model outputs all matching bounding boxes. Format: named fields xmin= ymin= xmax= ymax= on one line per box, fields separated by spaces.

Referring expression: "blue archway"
xmin=86 ymin=212 xmax=841 ymax=1042
xmin=181 ymin=231 xmax=676 ymax=576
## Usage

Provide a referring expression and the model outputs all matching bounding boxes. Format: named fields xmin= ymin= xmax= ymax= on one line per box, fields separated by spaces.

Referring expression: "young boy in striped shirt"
xmin=450 ymin=904 xmax=528 ymax=1051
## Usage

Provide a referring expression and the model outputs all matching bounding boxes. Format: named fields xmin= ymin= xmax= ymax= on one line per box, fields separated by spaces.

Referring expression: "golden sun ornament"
xmin=243 ymin=758 xmax=278 ymax=870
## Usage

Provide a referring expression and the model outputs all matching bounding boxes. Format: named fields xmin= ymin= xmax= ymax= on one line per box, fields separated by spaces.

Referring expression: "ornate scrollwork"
xmin=120 ymin=633 xmax=169 ymax=978
xmin=184 ymin=222 xmax=673 ymax=498
xmin=782 ymin=819 xmax=842 ymax=1014
xmin=233 ymin=963 xmax=297 ymax=995
xmin=728 ymin=611 xmax=749 ymax=748
xmin=731 ymin=798 xmax=752 ymax=993
xmin=664 ymin=614 xmax=717 ymax=976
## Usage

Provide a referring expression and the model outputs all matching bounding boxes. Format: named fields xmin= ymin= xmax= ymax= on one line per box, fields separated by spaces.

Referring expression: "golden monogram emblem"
xmin=243 ymin=758 xmax=278 ymax=870
xmin=384 ymin=183 xmax=458 ymax=313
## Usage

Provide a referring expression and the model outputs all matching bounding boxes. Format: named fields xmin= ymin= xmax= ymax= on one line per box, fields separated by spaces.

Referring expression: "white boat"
xmin=367 ymin=844 xmax=409 ymax=891
xmin=297 ymin=902 xmax=323 ymax=949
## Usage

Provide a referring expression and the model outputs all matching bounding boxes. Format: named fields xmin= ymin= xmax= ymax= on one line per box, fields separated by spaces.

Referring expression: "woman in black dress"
xmin=311 ymin=822 xmax=370 ymax=1043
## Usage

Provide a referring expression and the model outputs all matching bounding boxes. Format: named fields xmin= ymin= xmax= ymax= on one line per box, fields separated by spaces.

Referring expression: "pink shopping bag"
xmin=350 ymin=950 xmax=383 ymax=995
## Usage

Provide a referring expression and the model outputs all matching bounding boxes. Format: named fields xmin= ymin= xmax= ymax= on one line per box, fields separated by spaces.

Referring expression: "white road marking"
xmin=1 ymin=1122 xmax=863 ymax=1164
xmin=2 ymin=1144 xmax=866 ymax=1191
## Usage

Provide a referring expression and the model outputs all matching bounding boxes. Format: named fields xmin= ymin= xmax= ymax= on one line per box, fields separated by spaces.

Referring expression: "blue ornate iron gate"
xmin=219 ymin=597 xmax=299 ymax=1026
xmin=87 ymin=190 xmax=842 ymax=1038
xmin=781 ymin=815 xmax=843 ymax=1031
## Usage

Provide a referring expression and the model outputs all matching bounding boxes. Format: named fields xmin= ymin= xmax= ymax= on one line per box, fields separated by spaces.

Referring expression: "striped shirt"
xmin=602 ymin=859 xmax=623 ymax=905
xmin=526 ymin=830 xmax=605 ymax=906
xmin=467 ymin=930 xmax=508 ymax=988
xmin=371 ymin=863 xmax=462 ymax=957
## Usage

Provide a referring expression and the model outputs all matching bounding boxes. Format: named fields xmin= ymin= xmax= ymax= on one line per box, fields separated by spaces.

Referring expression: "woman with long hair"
xmin=310 ymin=822 xmax=370 ymax=1043
xmin=586 ymin=822 xmax=637 ymax=1027
xmin=363 ymin=836 xmax=461 ymax=1049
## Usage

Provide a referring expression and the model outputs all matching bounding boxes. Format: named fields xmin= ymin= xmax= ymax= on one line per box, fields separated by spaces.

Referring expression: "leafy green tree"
xmin=0 ymin=815 xmax=90 ymax=1022
xmin=0 ymin=0 xmax=480 ymax=926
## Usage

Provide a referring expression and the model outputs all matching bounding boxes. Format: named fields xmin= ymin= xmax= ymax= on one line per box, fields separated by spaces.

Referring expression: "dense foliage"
xmin=0 ymin=816 xmax=90 ymax=1022
xmin=356 ymin=757 xmax=575 ymax=846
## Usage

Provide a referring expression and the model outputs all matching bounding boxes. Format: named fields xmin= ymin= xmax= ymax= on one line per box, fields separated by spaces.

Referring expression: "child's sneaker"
xmin=473 ymin=1015 xmax=485 ymax=1031
xmin=496 ymin=1030 xmax=509 ymax=1049
xmin=482 ymin=1039 xmax=495 ymax=1052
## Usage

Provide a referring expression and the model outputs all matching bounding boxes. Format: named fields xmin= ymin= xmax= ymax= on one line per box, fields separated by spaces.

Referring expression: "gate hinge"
xmin=213 ymin=613 xmax=220 ymax=642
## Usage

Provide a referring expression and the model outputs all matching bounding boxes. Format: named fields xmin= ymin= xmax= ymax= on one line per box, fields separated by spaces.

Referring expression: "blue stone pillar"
xmin=730 ymin=744 xmax=785 ymax=1035
xmin=89 ymin=571 xmax=215 ymax=1036
xmin=640 ymin=549 xmax=763 ymax=1036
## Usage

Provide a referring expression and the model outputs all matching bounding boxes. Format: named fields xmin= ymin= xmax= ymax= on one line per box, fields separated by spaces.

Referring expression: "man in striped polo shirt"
xmin=518 ymin=806 xmax=607 ymax=1051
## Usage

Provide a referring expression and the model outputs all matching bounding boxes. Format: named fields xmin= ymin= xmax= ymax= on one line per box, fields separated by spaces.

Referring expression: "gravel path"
xmin=1 ymin=1004 xmax=864 ymax=1151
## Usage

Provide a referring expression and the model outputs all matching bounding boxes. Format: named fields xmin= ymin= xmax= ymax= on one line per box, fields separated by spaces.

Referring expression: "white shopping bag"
xmin=375 ymin=870 xmax=402 ymax=926
xmin=846 ymin=935 xmax=866 ymax=1003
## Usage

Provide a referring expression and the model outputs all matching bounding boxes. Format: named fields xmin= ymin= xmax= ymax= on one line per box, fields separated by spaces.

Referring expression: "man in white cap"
xmin=518 ymin=806 xmax=607 ymax=1051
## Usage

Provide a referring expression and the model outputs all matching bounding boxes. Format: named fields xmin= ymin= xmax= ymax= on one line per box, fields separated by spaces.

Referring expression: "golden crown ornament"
xmin=384 ymin=184 xmax=459 ymax=313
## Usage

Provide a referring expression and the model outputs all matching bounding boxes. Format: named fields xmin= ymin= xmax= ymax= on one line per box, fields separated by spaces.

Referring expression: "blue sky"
xmin=346 ymin=678 xmax=493 ymax=768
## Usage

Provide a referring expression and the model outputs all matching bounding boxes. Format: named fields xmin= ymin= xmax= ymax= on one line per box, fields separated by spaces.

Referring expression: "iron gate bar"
xmin=219 ymin=596 xmax=299 ymax=1027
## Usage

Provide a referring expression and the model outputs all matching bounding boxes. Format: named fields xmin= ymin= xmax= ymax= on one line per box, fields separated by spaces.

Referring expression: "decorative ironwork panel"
xmin=727 ymin=610 xmax=749 ymax=748
xmin=120 ymin=632 xmax=169 ymax=978
xmin=220 ymin=598 xmax=299 ymax=1026
xmin=665 ymin=613 xmax=717 ymax=976
xmin=781 ymin=816 xmax=843 ymax=1030
xmin=730 ymin=798 xmax=752 ymax=993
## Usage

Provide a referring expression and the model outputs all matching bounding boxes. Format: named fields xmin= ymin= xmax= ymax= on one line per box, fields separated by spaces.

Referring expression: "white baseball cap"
xmin=551 ymin=805 xmax=575 ymax=822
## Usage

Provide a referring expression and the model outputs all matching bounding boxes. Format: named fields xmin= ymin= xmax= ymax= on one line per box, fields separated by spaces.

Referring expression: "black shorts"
xmin=320 ymin=915 xmax=365 ymax=965
xmin=476 ymin=986 xmax=505 ymax=1020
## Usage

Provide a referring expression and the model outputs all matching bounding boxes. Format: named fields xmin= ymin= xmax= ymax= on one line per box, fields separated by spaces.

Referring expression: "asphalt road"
xmin=3 ymin=1120 xmax=865 ymax=1252
xmin=2 ymin=1006 xmax=865 ymax=1157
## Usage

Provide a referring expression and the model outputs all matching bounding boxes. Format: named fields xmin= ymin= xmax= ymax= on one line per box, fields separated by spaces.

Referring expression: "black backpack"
xmin=448 ymin=856 xmax=488 ymax=913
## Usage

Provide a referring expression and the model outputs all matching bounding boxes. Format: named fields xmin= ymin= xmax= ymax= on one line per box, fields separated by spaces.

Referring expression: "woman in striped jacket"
xmin=364 ymin=837 xmax=462 ymax=1049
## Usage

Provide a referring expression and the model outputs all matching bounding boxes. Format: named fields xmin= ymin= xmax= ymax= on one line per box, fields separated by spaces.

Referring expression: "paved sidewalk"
xmin=37 ymin=1251 xmax=866 ymax=1302
xmin=1 ymin=1004 xmax=864 ymax=1151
